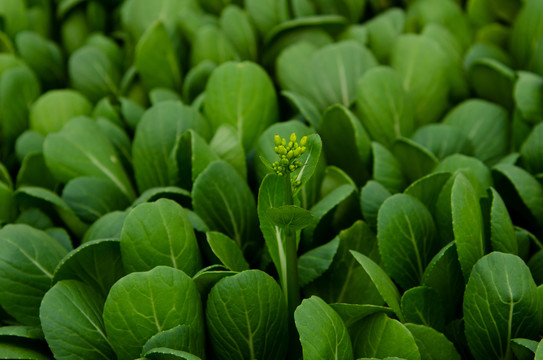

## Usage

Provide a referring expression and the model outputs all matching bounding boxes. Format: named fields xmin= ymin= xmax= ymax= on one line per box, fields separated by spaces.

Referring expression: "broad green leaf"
xmin=120 ymin=0 xmax=186 ymax=41
xmin=276 ymin=42 xmax=317 ymax=103
xmin=435 ymin=154 xmax=492 ymax=197
xmin=120 ymin=199 xmax=202 ymax=276
xmin=40 ymin=280 xmax=116 ymax=360
xmin=254 ymin=119 xmax=311 ymax=183
xmin=404 ymin=172 xmax=451 ymax=215
xmin=170 ymin=129 xmax=219 ymax=190
xmin=267 ymin=205 xmax=314 ymax=232
xmin=0 ymin=224 xmax=67 ymax=325
xmin=514 ymin=71 xmax=543 ymax=124
xmin=62 ymin=177 xmax=131 ymax=223
xmin=401 ymin=286 xmax=445 ymax=331
xmin=0 ymin=0 xmax=27 ymax=37
xmin=190 ymin=25 xmax=239 ymax=67
xmin=281 ymin=90 xmax=321 ymax=128
xmin=206 ymin=232 xmax=249 ymax=272
xmin=192 ymin=161 xmax=258 ymax=248
xmin=468 ymin=58 xmax=515 ymax=110
xmin=16 ymin=153 xmax=58 ymax=190
xmin=245 ymin=0 xmax=283 ymax=36
xmin=14 ymin=208 xmax=53 ymax=230
xmin=303 ymin=183 xmax=356 ymax=248
xmin=511 ymin=338 xmax=538 ymax=360
xmin=96 ymin=118 xmax=132 ymax=173
xmin=135 ymin=21 xmax=181 ymax=92
xmin=149 ymin=88 xmax=182 ymax=105
xmin=0 ymin=66 xmax=41 ymax=148
xmin=411 ymin=124 xmax=472 ymax=160
xmin=330 ymin=303 xmax=393 ymax=328
xmin=351 ymin=313 xmax=420 ymax=360
xmin=443 ymin=99 xmax=508 ymax=165
xmin=142 ymin=325 xmax=203 ymax=358
xmin=46 ymin=227 xmax=72 ymax=252
xmin=295 ymin=296 xmax=353 ymax=360
xmin=69 ymin=46 xmax=120 ymax=103
xmin=209 ymin=124 xmax=247 ymax=180
xmin=82 ymin=211 xmax=127 ymax=243
xmin=493 ymin=163 xmax=543 ymax=230
xmin=464 ymin=252 xmax=542 ymax=360
xmin=350 ymin=250 xmax=403 ymax=321
xmin=391 ymin=138 xmax=438 ymax=184
xmin=320 ymin=105 xmax=371 ymax=185
xmin=421 ymin=242 xmax=464 ymax=322
xmin=30 ymin=89 xmax=92 ymax=135
xmin=489 ymin=187 xmax=518 ymax=254
xmin=53 ymin=239 xmax=125 ymax=299
xmin=509 ymin=0 xmax=543 ymax=71
xmin=356 ymin=66 xmax=415 ymax=148
xmin=132 ymin=101 xmax=210 ymax=192
xmin=298 ymin=237 xmax=340 ymax=287
xmin=520 ymin=122 xmax=543 ymax=174
xmin=306 ymin=41 xmax=377 ymax=111
xmin=103 ymin=266 xmax=205 ymax=360
xmin=182 ymin=60 xmax=215 ymax=103
xmin=220 ymin=5 xmax=257 ymax=61
xmin=390 ymin=34 xmax=449 ymax=125
xmin=204 ymin=61 xmax=278 ymax=151
xmin=0 ymin=341 xmax=50 ymax=360
xmin=452 ymin=173 xmax=486 ymax=281
xmin=360 ymin=180 xmax=391 ymax=228
xmin=43 ymin=116 xmax=135 ymax=200
xmin=305 ymin=221 xmax=382 ymax=305
xmin=371 ymin=142 xmax=406 ymax=194
xmin=377 ymin=194 xmax=438 ymax=289
xmin=15 ymin=130 xmax=44 ymax=162
xmin=206 ymin=270 xmax=288 ymax=360
xmin=404 ymin=324 xmax=460 ymax=360
xmin=364 ymin=8 xmax=405 ymax=63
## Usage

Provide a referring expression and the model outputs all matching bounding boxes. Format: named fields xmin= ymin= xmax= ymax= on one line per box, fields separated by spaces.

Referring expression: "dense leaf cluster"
xmin=1 ymin=0 xmax=543 ymax=359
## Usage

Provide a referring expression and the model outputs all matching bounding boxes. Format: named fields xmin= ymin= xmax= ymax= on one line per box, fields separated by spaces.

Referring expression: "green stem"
xmin=282 ymin=174 xmax=301 ymax=358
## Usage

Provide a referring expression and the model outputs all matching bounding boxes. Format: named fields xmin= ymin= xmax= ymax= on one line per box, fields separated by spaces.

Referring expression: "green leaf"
xmin=320 ymin=105 xmax=371 ymax=185
xmin=452 ymin=173 xmax=486 ymax=281
xmin=69 ymin=46 xmax=120 ymax=103
xmin=443 ymin=99 xmax=509 ymax=165
xmin=82 ymin=211 xmax=127 ymax=243
xmin=16 ymin=153 xmax=58 ymax=190
xmin=390 ymin=34 xmax=449 ymax=125
xmin=132 ymin=101 xmax=210 ymax=192
xmin=61 ymin=177 xmax=131 ymax=223
xmin=511 ymin=338 xmax=538 ymax=360
xmin=142 ymin=325 xmax=203 ymax=358
xmin=135 ymin=21 xmax=182 ymax=92
xmin=144 ymin=348 xmax=202 ymax=360
xmin=120 ymin=199 xmax=202 ymax=276
xmin=53 ymin=239 xmax=125 ymax=299
xmin=192 ymin=266 xmax=236 ymax=298
xmin=371 ymin=142 xmax=406 ymax=194
xmin=350 ymin=250 xmax=403 ymax=322
xmin=351 ymin=313 xmax=420 ymax=360
xmin=468 ymin=58 xmax=515 ymax=110
xmin=266 ymin=205 xmax=314 ymax=232
xmin=356 ymin=66 xmax=415 ymax=148
xmin=103 ymin=266 xmax=205 ymax=360
xmin=298 ymin=237 xmax=340 ymax=287
xmin=305 ymin=221 xmax=382 ymax=305
xmin=401 ymin=286 xmax=445 ymax=331
xmin=364 ymin=8 xmax=405 ymax=63
xmin=0 ymin=341 xmax=50 ymax=360
xmin=391 ymin=138 xmax=438 ymax=184
xmin=489 ymin=187 xmax=518 ymax=254
xmin=464 ymin=252 xmax=542 ymax=360
xmin=30 ymin=89 xmax=92 ymax=135
xmin=0 ymin=224 xmax=68 ymax=325
xmin=203 ymin=61 xmax=278 ymax=151
xmin=404 ymin=324 xmax=460 ymax=360
xmin=493 ymin=163 xmax=543 ymax=230
xmin=360 ymin=180 xmax=391 ymax=228
xmin=220 ymin=5 xmax=257 ymax=61
xmin=305 ymin=41 xmax=377 ymax=111
xmin=509 ymin=0 xmax=543 ymax=71
xmin=329 ymin=303 xmax=393 ymax=328
xmin=206 ymin=270 xmax=288 ymax=360
xmin=40 ymin=280 xmax=116 ymax=360
xmin=404 ymin=172 xmax=451 ymax=215
xmin=514 ymin=71 xmax=543 ymax=124
xmin=377 ymin=194 xmax=438 ymax=289
xmin=245 ymin=0 xmax=283 ymax=36
xmin=43 ymin=116 xmax=135 ymax=201
xmin=411 ymin=124 xmax=472 ymax=161
xmin=192 ymin=161 xmax=258 ymax=248
xmin=120 ymin=0 xmax=185 ymax=41
xmin=209 ymin=124 xmax=247 ymax=180
xmin=182 ymin=61 xmax=215 ymax=103
xmin=295 ymin=296 xmax=353 ymax=360
xmin=14 ymin=130 xmax=44 ymax=162
xmin=520 ymin=122 xmax=543 ymax=174
xmin=190 ymin=24 xmax=239 ymax=67
xmin=0 ymin=326 xmax=43 ymax=340
xmin=206 ymin=231 xmax=249 ymax=272
xmin=537 ymin=340 xmax=543 ymax=360
xmin=276 ymin=41 xmax=316 ymax=102
xmin=281 ymin=90 xmax=322 ymax=128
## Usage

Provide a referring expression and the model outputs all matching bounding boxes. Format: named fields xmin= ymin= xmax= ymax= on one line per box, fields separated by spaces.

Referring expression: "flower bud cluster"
xmin=272 ymin=133 xmax=307 ymax=179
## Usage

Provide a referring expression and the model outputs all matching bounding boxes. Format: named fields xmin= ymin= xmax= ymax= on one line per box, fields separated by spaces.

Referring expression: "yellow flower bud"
xmin=290 ymin=133 xmax=297 ymax=142
xmin=274 ymin=135 xmax=282 ymax=146
xmin=300 ymin=136 xmax=307 ymax=146
xmin=294 ymin=148 xmax=302 ymax=157
xmin=287 ymin=150 xmax=294 ymax=159
xmin=282 ymin=139 xmax=287 ymax=146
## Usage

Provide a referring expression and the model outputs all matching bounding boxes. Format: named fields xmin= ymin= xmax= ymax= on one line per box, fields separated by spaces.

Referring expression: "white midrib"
xmin=275 ymin=226 xmax=288 ymax=301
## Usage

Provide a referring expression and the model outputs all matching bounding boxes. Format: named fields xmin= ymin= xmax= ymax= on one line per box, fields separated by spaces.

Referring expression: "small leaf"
xmin=360 ymin=180 xmax=391 ymax=228
xmin=142 ymin=325 xmax=203 ymax=358
xmin=405 ymin=324 xmax=460 ymax=360
xmin=401 ymin=286 xmax=445 ymax=331
xmin=489 ymin=187 xmax=518 ymax=254
xmin=206 ymin=232 xmax=249 ymax=272
xmin=295 ymin=296 xmax=353 ymax=360
xmin=391 ymin=138 xmax=438 ymax=184
xmin=266 ymin=205 xmax=314 ymax=232
xmin=298 ymin=237 xmax=340 ymax=287
xmin=371 ymin=142 xmax=406 ymax=194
